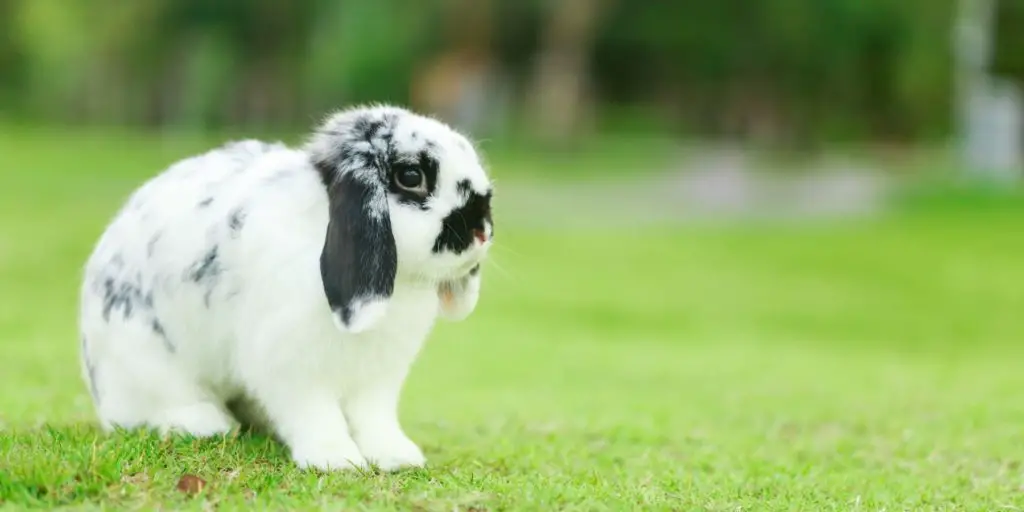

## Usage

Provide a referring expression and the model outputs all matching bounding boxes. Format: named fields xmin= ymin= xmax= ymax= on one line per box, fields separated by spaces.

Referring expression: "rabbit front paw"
xmin=355 ymin=430 xmax=426 ymax=471
xmin=290 ymin=438 xmax=369 ymax=472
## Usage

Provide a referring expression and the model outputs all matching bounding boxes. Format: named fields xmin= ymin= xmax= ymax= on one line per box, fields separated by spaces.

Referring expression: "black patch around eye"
xmin=388 ymin=150 xmax=438 ymax=208
xmin=396 ymin=167 xmax=423 ymax=189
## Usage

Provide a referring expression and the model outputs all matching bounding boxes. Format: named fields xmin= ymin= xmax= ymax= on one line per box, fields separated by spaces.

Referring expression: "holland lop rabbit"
xmin=78 ymin=105 xmax=495 ymax=471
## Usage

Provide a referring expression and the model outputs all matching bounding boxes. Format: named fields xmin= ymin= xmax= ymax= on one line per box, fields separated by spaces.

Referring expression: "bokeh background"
xmin=2 ymin=0 xmax=1024 ymax=508
xmin=0 ymin=0 xmax=1021 ymax=145
xmin=3 ymin=0 xmax=1024 ymax=201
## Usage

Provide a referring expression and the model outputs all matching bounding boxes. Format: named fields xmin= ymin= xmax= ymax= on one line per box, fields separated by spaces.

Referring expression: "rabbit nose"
xmin=472 ymin=228 xmax=488 ymax=244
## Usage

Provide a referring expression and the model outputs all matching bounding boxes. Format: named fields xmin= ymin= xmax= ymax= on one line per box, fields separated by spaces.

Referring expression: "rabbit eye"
xmin=397 ymin=168 xmax=422 ymax=188
xmin=394 ymin=165 xmax=427 ymax=195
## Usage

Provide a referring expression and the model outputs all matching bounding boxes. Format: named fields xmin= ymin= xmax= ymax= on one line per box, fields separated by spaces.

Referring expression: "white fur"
xmin=78 ymin=106 xmax=493 ymax=472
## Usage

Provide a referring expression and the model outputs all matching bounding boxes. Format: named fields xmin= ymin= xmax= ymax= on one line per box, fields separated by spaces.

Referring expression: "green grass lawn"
xmin=2 ymin=127 xmax=1024 ymax=510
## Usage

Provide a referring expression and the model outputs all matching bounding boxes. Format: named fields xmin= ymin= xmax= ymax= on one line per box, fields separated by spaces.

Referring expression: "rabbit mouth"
xmin=461 ymin=259 xmax=483 ymax=276
xmin=452 ymin=251 xmax=487 ymax=279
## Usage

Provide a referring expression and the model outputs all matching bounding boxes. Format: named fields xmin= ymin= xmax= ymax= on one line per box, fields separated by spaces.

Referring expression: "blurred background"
xmin=2 ymin=0 xmax=1024 ymax=217
xmin=3 ymin=0 xmax=1024 ymax=186
xmin=0 ymin=0 xmax=1022 ymax=159
xmin=2 ymin=3 xmax=1024 ymax=506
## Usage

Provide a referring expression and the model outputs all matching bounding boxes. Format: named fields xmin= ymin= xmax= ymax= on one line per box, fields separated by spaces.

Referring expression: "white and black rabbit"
xmin=78 ymin=104 xmax=494 ymax=471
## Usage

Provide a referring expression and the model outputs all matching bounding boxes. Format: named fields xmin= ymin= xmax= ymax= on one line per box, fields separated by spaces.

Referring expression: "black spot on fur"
xmin=188 ymin=246 xmax=221 ymax=283
xmin=228 ymin=208 xmax=246 ymax=234
xmin=433 ymin=185 xmax=493 ymax=255
xmin=354 ymin=116 xmax=386 ymax=145
xmin=101 ymin=276 xmax=146 ymax=322
xmin=152 ymin=318 xmax=175 ymax=353
xmin=187 ymin=246 xmax=222 ymax=307
xmin=314 ymin=112 xmax=400 ymax=187
xmin=470 ymin=264 xmax=481 ymax=276
xmin=316 ymin=143 xmax=378 ymax=187
xmin=198 ymin=197 xmax=214 ymax=208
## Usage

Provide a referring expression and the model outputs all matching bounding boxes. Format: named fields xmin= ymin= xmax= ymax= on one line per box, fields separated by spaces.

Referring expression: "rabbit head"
xmin=306 ymin=105 xmax=494 ymax=334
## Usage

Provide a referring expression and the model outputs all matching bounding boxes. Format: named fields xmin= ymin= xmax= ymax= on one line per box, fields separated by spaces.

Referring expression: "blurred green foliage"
xmin=0 ymin=0 xmax=996 ymax=143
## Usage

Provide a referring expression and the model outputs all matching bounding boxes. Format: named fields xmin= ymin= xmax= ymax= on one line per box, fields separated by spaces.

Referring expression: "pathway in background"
xmin=496 ymin=147 xmax=895 ymax=228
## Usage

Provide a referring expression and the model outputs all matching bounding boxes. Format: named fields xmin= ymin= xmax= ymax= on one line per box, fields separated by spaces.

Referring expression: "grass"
xmin=2 ymin=126 xmax=1024 ymax=510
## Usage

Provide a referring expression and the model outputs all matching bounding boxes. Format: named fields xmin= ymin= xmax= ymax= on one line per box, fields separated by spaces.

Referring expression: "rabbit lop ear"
xmin=319 ymin=173 xmax=396 ymax=333
xmin=308 ymin=111 xmax=398 ymax=334
xmin=438 ymin=265 xmax=482 ymax=322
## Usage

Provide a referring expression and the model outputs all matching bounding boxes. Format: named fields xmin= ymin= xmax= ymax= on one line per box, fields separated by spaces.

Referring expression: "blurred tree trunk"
xmin=525 ymin=0 xmax=608 ymax=146
xmin=411 ymin=0 xmax=505 ymax=135
xmin=992 ymin=0 xmax=1024 ymax=81
xmin=960 ymin=0 xmax=1023 ymax=178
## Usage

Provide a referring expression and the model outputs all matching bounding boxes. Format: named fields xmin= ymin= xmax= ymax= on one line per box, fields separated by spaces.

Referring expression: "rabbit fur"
xmin=77 ymin=104 xmax=495 ymax=471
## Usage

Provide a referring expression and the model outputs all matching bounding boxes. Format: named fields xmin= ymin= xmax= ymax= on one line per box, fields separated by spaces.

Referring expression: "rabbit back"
xmin=78 ymin=140 xmax=321 ymax=417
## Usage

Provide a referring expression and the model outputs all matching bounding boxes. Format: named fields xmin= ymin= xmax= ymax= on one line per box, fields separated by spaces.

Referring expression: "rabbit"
xmin=77 ymin=104 xmax=495 ymax=472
